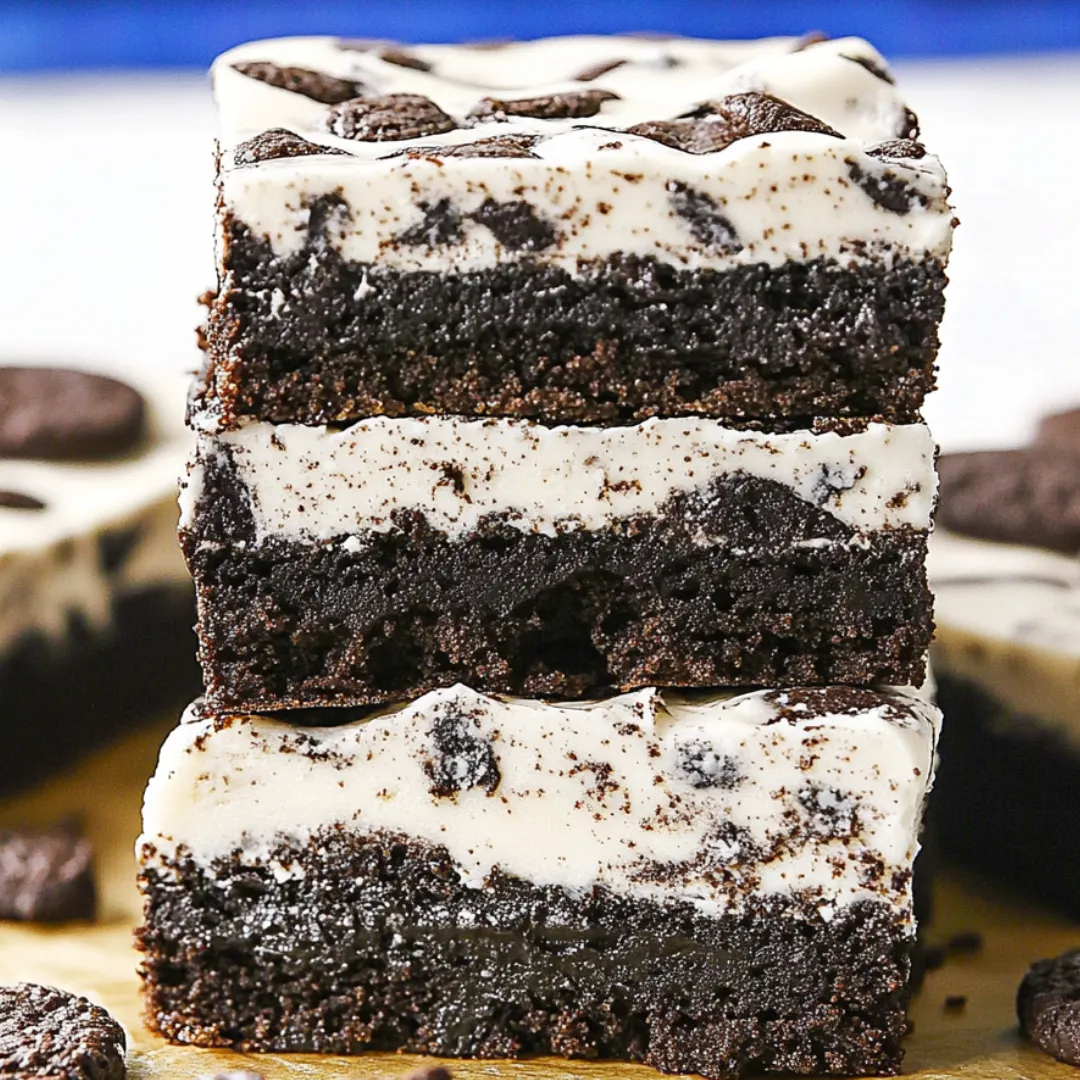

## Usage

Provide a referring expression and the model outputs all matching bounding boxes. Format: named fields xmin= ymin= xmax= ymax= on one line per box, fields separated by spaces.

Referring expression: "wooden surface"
xmin=0 ymin=720 xmax=1077 ymax=1080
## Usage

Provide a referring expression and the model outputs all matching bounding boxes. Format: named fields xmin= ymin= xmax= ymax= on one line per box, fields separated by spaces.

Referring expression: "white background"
xmin=1 ymin=53 xmax=1078 ymax=451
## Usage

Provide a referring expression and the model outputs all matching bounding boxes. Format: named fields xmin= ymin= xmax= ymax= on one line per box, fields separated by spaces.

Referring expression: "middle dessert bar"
xmin=181 ymin=415 xmax=935 ymax=710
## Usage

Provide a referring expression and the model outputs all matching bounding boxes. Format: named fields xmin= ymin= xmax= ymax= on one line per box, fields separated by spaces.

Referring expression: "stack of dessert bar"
xmin=137 ymin=33 xmax=954 ymax=1078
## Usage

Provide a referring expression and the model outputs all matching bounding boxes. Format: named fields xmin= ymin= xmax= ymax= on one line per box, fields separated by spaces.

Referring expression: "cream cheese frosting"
xmin=180 ymin=416 xmax=937 ymax=544
xmin=212 ymin=35 xmax=954 ymax=275
xmin=140 ymin=683 xmax=938 ymax=921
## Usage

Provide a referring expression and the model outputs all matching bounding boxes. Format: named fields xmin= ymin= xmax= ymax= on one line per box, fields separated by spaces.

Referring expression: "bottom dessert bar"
xmin=137 ymin=684 xmax=937 ymax=1078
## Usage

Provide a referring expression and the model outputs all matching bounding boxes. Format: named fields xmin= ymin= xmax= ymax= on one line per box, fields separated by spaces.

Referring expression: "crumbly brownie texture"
xmin=138 ymin=836 xmax=912 ymax=1077
xmin=0 ymin=820 xmax=96 ymax=923
xmin=197 ymin=34 xmax=954 ymax=430
xmin=200 ymin=242 xmax=946 ymax=428
xmin=1018 ymin=948 xmax=1080 ymax=1066
xmin=182 ymin=418 xmax=934 ymax=707
xmin=138 ymin=684 xmax=936 ymax=1075
xmin=0 ymin=982 xmax=126 ymax=1080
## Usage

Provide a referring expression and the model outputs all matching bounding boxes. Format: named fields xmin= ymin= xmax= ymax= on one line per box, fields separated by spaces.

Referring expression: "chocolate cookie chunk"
xmin=234 ymin=128 xmax=348 ymax=166
xmin=1036 ymin=406 xmax=1080 ymax=454
xmin=937 ymin=448 xmax=1080 ymax=555
xmin=379 ymin=48 xmax=432 ymax=72
xmin=866 ymin=139 xmax=927 ymax=161
xmin=841 ymin=53 xmax=896 ymax=85
xmin=0 ymin=490 xmax=45 ymax=510
xmin=470 ymin=89 xmax=619 ymax=120
xmin=0 ymin=983 xmax=125 ymax=1079
xmin=573 ymin=58 xmax=627 ymax=82
xmin=0 ymin=367 xmax=145 ymax=461
xmin=0 ymin=821 xmax=96 ymax=922
xmin=385 ymin=134 xmax=541 ymax=161
xmin=231 ymin=61 xmax=364 ymax=105
xmin=327 ymin=94 xmax=456 ymax=141
xmin=1018 ymin=949 xmax=1080 ymax=1065
xmin=629 ymin=91 xmax=840 ymax=155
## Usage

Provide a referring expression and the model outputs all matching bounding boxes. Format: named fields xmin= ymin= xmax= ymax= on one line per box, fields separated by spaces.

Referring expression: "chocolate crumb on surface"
xmin=947 ymin=931 xmax=983 ymax=955
xmin=943 ymin=995 xmax=967 ymax=1013
xmin=0 ymin=491 xmax=46 ymax=510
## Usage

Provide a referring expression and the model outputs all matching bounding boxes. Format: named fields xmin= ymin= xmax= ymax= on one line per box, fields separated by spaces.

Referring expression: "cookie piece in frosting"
xmin=0 ymin=367 xmax=145 ymax=460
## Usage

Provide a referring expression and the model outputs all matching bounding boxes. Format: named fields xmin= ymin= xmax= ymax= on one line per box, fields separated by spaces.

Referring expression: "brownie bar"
xmin=197 ymin=34 xmax=954 ymax=430
xmin=201 ymin=245 xmax=946 ymax=428
xmin=1 ymin=361 xmax=197 ymax=790
xmin=138 ymin=684 xmax=938 ymax=1076
xmin=180 ymin=416 xmax=936 ymax=709
xmin=929 ymin=529 xmax=1080 ymax=916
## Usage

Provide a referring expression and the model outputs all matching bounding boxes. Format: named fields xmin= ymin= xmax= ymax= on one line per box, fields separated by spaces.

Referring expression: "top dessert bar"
xmin=196 ymin=34 xmax=955 ymax=431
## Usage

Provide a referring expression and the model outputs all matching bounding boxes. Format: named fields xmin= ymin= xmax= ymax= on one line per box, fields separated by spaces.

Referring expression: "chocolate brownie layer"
xmin=185 ymin=462 xmax=931 ymax=708
xmin=0 ymin=586 xmax=198 ymax=794
xmin=933 ymin=673 xmax=1080 ymax=919
xmin=200 ymin=240 xmax=946 ymax=428
xmin=138 ymin=830 xmax=912 ymax=1077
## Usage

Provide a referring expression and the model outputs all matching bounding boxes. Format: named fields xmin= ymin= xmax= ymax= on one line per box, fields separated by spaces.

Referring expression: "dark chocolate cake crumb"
xmin=403 ymin=1067 xmax=453 ymax=1080
xmin=379 ymin=49 xmax=432 ymax=72
xmin=922 ymin=945 xmax=947 ymax=972
xmin=0 ymin=490 xmax=45 ymax=510
xmin=0 ymin=983 xmax=125 ymax=1079
xmin=467 ymin=199 xmax=557 ymax=251
xmin=99 ymin=524 xmax=142 ymax=574
xmin=574 ymin=58 xmax=627 ymax=81
xmin=233 ymin=128 xmax=348 ymax=166
xmin=231 ymin=61 xmax=364 ymax=105
xmin=423 ymin=707 xmax=501 ymax=798
xmin=0 ymin=820 xmax=97 ymax=922
xmin=943 ymin=995 xmax=967 ymax=1013
xmin=841 ymin=53 xmax=896 ymax=84
xmin=947 ymin=931 xmax=983 ymax=955
xmin=470 ymin=89 xmax=619 ymax=120
xmin=327 ymin=94 xmax=456 ymax=141
xmin=0 ymin=367 xmax=145 ymax=461
xmin=398 ymin=200 xmax=464 ymax=247
xmin=1019 ymin=948 xmax=1080 ymax=1066
xmin=847 ymin=160 xmax=923 ymax=214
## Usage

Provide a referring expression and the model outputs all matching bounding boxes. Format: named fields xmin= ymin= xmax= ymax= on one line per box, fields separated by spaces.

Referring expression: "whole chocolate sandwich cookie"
xmin=930 ymin=407 xmax=1080 ymax=916
xmin=195 ymin=34 xmax=954 ymax=430
xmin=0 ymin=360 xmax=198 ymax=792
xmin=138 ymin=682 xmax=938 ymax=1077
xmin=181 ymin=414 xmax=936 ymax=710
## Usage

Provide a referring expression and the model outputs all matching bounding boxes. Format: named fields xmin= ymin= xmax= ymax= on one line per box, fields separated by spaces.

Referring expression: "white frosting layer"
xmin=140 ymin=684 xmax=938 ymax=919
xmin=181 ymin=417 xmax=936 ymax=544
xmin=0 ymin=361 xmax=191 ymax=655
xmin=213 ymin=35 xmax=953 ymax=274
xmin=930 ymin=530 xmax=1080 ymax=739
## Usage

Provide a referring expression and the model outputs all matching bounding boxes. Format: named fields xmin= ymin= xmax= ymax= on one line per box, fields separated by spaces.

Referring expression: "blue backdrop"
xmin=4 ymin=0 xmax=1080 ymax=71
